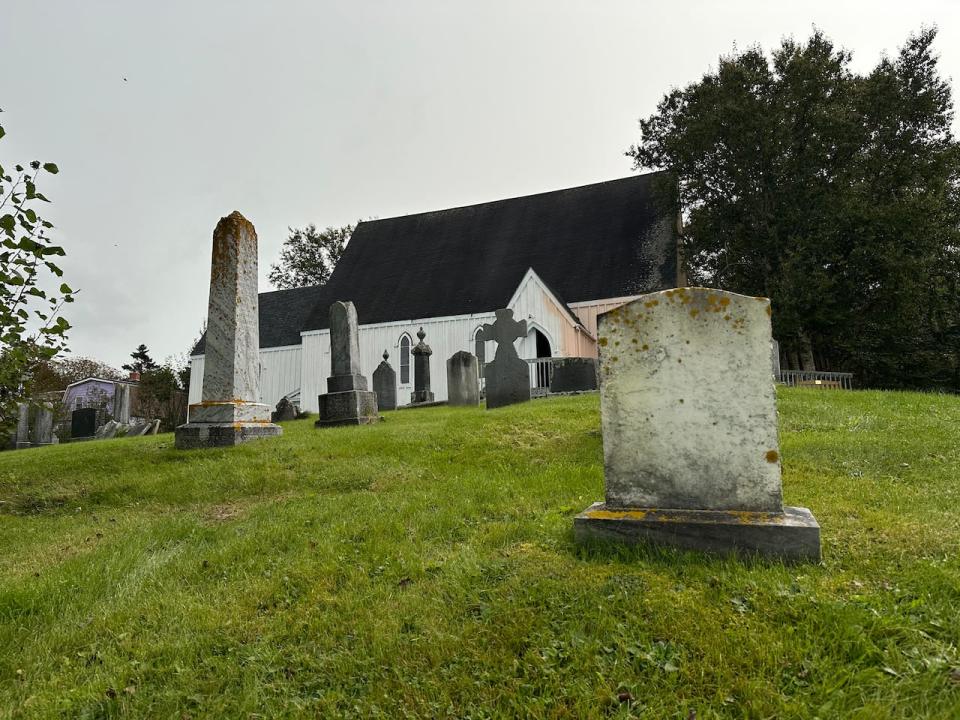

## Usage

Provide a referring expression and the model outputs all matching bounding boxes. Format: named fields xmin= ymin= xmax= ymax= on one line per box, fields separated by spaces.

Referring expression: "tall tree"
xmin=628 ymin=28 xmax=960 ymax=389
xmin=0 ymin=111 xmax=74 ymax=436
xmin=268 ymin=223 xmax=353 ymax=289
xmin=122 ymin=344 xmax=158 ymax=375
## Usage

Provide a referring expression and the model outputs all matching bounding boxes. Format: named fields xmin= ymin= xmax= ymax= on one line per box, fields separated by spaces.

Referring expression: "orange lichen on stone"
xmin=586 ymin=509 xmax=650 ymax=521
xmin=766 ymin=305 xmax=772 ymax=316
xmin=719 ymin=297 xmax=730 ymax=307
xmin=598 ymin=337 xmax=608 ymax=346
xmin=644 ymin=299 xmax=660 ymax=308
xmin=765 ymin=450 xmax=779 ymax=463
xmin=689 ymin=309 xmax=699 ymax=318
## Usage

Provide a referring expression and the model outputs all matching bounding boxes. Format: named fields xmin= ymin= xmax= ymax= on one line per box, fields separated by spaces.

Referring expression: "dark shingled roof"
xmin=192 ymin=172 xmax=678 ymax=353
xmin=192 ymin=285 xmax=324 ymax=355
xmin=303 ymin=171 xmax=678 ymax=331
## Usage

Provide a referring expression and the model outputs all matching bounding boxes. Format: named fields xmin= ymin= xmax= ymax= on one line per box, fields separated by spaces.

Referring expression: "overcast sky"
xmin=3 ymin=0 xmax=959 ymax=369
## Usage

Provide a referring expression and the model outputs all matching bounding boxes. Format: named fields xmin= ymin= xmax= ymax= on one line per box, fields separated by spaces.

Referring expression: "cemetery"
xmin=2 ymin=5 xmax=959 ymax=718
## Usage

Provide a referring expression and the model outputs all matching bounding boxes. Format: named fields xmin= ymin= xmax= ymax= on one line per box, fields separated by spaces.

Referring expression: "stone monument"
xmin=175 ymin=211 xmax=282 ymax=449
xmin=447 ymin=351 xmax=480 ymax=406
xmin=478 ymin=309 xmax=530 ymax=409
xmin=410 ymin=328 xmax=435 ymax=404
xmin=112 ymin=382 xmax=131 ymax=424
xmin=574 ymin=287 xmax=821 ymax=561
xmin=271 ymin=397 xmax=297 ymax=423
xmin=14 ymin=403 xmax=31 ymax=449
xmin=315 ymin=301 xmax=379 ymax=427
xmin=372 ymin=350 xmax=397 ymax=411
xmin=549 ymin=357 xmax=598 ymax=393
xmin=30 ymin=404 xmax=55 ymax=446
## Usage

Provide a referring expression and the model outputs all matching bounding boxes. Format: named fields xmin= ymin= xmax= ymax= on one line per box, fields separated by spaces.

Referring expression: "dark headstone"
xmin=71 ymin=408 xmax=98 ymax=440
xmin=31 ymin=404 xmax=55 ymax=445
xmin=372 ymin=350 xmax=397 ymax=411
xmin=410 ymin=327 xmax=434 ymax=404
xmin=478 ymin=309 xmax=530 ymax=409
xmin=272 ymin=397 xmax=297 ymax=422
xmin=316 ymin=301 xmax=379 ymax=427
xmin=15 ymin=403 xmax=31 ymax=449
xmin=549 ymin=357 xmax=598 ymax=393
xmin=447 ymin=351 xmax=480 ymax=406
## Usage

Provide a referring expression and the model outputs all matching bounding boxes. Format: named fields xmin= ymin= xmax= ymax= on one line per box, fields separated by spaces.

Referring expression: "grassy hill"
xmin=0 ymin=389 xmax=958 ymax=719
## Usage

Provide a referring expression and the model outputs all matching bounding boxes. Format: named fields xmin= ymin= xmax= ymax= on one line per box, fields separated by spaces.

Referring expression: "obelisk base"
xmin=315 ymin=390 xmax=379 ymax=427
xmin=574 ymin=503 xmax=821 ymax=562
xmin=175 ymin=401 xmax=281 ymax=449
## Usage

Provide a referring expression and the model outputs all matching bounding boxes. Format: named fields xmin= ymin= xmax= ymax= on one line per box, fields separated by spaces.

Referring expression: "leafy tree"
xmin=268 ymin=223 xmax=354 ymax=289
xmin=122 ymin=344 xmax=158 ymax=375
xmin=0 ymin=111 xmax=74 ymax=436
xmin=135 ymin=358 xmax=188 ymax=432
xmin=29 ymin=356 xmax=123 ymax=394
xmin=628 ymin=28 xmax=960 ymax=389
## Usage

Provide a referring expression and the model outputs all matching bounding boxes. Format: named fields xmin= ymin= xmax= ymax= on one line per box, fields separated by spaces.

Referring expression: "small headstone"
xmin=446 ymin=351 xmax=480 ymax=406
xmin=549 ymin=357 xmax=598 ymax=393
xmin=574 ymin=287 xmax=820 ymax=561
xmin=372 ymin=350 xmax=397 ymax=411
xmin=145 ymin=419 xmax=160 ymax=435
xmin=175 ymin=212 xmax=282 ymax=449
xmin=30 ymin=404 xmax=55 ymax=446
xmin=112 ymin=382 xmax=131 ymax=424
xmin=478 ymin=309 xmax=531 ymax=409
xmin=316 ymin=301 xmax=379 ymax=427
xmin=15 ymin=402 xmax=31 ymax=449
xmin=271 ymin=397 xmax=297 ymax=422
xmin=410 ymin=327 xmax=435 ymax=404
xmin=96 ymin=420 xmax=120 ymax=440
xmin=71 ymin=408 xmax=98 ymax=441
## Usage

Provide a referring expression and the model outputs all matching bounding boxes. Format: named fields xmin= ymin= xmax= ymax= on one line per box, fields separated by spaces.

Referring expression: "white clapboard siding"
xmin=189 ymin=269 xmax=618 ymax=412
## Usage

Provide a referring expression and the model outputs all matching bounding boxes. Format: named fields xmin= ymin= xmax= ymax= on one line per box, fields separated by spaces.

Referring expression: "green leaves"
xmin=42 ymin=162 xmax=59 ymax=175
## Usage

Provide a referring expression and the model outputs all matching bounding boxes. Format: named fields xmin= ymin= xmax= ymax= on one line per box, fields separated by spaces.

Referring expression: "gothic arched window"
xmin=399 ymin=334 xmax=411 ymax=384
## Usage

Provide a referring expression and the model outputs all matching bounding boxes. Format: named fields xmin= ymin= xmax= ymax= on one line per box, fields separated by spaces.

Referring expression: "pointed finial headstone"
xmin=417 ymin=327 xmax=426 ymax=342
xmin=383 ymin=349 xmax=389 ymax=361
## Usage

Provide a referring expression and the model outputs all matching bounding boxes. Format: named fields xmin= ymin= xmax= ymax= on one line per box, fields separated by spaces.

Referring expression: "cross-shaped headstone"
xmin=479 ymin=308 xmax=527 ymax=362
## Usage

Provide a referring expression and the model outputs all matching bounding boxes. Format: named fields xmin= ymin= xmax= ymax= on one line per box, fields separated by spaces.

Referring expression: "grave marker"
xmin=316 ymin=301 xmax=379 ymax=426
xmin=175 ymin=211 xmax=282 ymax=448
xmin=574 ymin=287 xmax=820 ymax=561
xmin=478 ymin=309 xmax=530 ymax=409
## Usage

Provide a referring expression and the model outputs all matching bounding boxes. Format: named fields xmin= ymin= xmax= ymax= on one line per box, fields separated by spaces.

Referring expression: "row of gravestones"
xmin=175 ymin=212 xmax=821 ymax=561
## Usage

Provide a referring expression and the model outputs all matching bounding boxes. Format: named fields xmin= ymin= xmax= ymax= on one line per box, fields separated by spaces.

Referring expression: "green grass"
xmin=0 ymin=388 xmax=958 ymax=719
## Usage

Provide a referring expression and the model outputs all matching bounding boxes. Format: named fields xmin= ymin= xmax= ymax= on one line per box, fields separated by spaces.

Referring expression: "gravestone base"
xmin=410 ymin=390 xmax=435 ymax=404
xmin=15 ymin=441 xmax=32 ymax=450
xmin=174 ymin=421 xmax=282 ymax=449
xmin=316 ymin=390 xmax=379 ymax=427
xmin=574 ymin=502 xmax=821 ymax=562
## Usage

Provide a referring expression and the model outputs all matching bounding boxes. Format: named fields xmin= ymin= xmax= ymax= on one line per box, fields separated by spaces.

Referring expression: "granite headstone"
xmin=446 ymin=351 xmax=480 ymax=406
xmin=175 ymin=212 xmax=282 ymax=448
xmin=478 ymin=309 xmax=530 ymax=409
xmin=316 ymin=301 xmax=379 ymax=427
xmin=410 ymin=327 xmax=435 ymax=404
xmin=549 ymin=357 xmax=598 ymax=393
xmin=574 ymin=287 xmax=821 ymax=561
xmin=372 ymin=350 xmax=397 ymax=411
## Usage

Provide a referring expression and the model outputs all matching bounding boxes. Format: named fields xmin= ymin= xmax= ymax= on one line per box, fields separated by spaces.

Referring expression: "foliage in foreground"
xmin=0 ymin=390 xmax=958 ymax=718
xmin=268 ymin=223 xmax=354 ymax=290
xmin=629 ymin=29 xmax=960 ymax=390
xmin=0 ymin=112 xmax=74 ymax=437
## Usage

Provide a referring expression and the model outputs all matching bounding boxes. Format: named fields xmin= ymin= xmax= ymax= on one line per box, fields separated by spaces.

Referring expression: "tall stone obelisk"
xmin=175 ymin=211 xmax=282 ymax=449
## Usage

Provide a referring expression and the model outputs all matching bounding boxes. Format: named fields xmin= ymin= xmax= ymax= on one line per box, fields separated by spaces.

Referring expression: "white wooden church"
xmin=189 ymin=171 xmax=683 ymax=411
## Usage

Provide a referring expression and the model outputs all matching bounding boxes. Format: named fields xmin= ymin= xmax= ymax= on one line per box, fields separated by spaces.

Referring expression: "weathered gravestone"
xmin=771 ymin=339 xmax=781 ymax=381
xmin=175 ymin=212 xmax=282 ymax=449
xmin=30 ymin=404 xmax=55 ymax=446
xmin=372 ymin=350 xmax=397 ymax=411
xmin=447 ymin=351 xmax=480 ymax=406
xmin=478 ymin=309 xmax=530 ymax=409
xmin=271 ymin=397 xmax=297 ymax=423
xmin=574 ymin=287 xmax=821 ymax=561
xmin=316 ymin=301 xmax=379 ymax=427
xmin=15 ymin=403 xmax=31 ymax=449
xmin=71 ymin=408 xmax=98 ymax=441
xmin=112 ymin=382 xmax=131 ymax=424
xmin=410 ymin=328 xmax=435 ymax=404
xmin=549 ymin=357 xmax=598 ymax=393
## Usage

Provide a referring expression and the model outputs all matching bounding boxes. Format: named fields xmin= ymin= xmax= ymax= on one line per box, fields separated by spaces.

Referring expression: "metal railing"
xmin=527 ymin=357 xmax=556 ymax=396
xmin=779 ymin=370 xmax=853 ymax=390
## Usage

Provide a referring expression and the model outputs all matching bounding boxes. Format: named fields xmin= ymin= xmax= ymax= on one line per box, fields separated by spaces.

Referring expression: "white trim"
xmin=568 ymin=294 xmax=644 ymax=308
xmin=525 ymin=320 xmax=556 ymax=357
xmin=300 ymin=310 xmax=498 ymax=338
xmin=507 ymin=267 xmax=585 ymax=331
xmin=65 ymin=377 xmax=137 ymax=389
